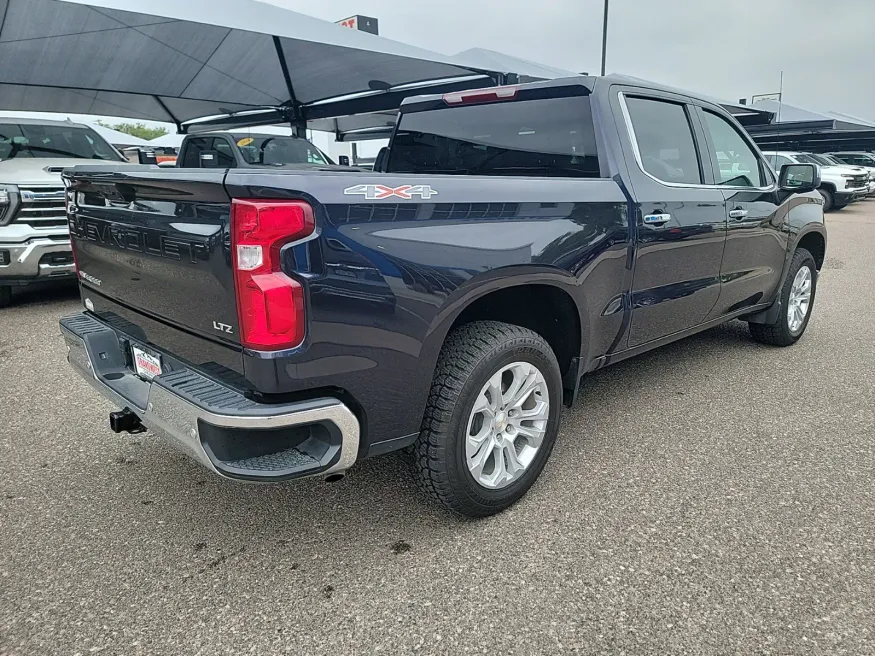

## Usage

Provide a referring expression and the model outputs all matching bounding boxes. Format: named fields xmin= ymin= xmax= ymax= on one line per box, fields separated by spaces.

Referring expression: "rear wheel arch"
xmin=424 ymin=280 xmax=584 ymax=403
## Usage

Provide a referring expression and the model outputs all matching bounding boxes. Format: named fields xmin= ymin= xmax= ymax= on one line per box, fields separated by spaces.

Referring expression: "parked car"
xmin=763 ymin=151 xmax=868 ymax=210
xmin=829 ymin=151 xmax=875 ymax=170
xmin=0 ymin=118 xmax=128 ymax=308
xmin=827 ymin=152 xmax=875 ymax=193
xmin=176 ymin=131 xmax=344 ymax=170
xmin=809 ymin=153 xmax=875 ymax=196
xmin=60 ymin=75 xmax=826 ymax=517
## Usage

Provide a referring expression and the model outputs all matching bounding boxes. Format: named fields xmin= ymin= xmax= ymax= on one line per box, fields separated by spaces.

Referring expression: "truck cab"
xmin=176 ymin=131 xmax=342 ymax=170
xmin=0 ymin=117 xmax=126 ymax=307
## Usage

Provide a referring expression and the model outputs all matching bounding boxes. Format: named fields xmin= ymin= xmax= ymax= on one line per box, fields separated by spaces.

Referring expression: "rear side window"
xmin=181 ymin=137 xmax=210 ymax=168
xmin=625 ymin=97 xmax=702 ymax=184
xmin=387 ymin=96 xmax=601 ymax=178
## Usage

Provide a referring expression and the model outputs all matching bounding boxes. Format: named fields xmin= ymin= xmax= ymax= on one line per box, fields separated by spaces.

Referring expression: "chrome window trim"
xmin=618 ymin=92 xmax=777 ymax=193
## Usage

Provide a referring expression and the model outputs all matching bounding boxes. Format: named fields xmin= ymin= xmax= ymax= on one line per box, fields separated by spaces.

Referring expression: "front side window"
xmin=624 ymin=97 xmax=702 ymax=184
xmin=0 ymin=123 xmax=121 ymax=161
xmin=701 ymin=111 xmax=764 ymax=187
xmin=388 ymin=96 xmax=601 ymax=178
xmin=854 ymin=154 xmax=875 ymax=166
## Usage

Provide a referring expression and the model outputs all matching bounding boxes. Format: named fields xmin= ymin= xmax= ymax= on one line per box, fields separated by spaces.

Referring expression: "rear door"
xmin=695 ymin=107 xmax=787 ymax=318
xmin=615 ymin=90 xmax=727 ymax=347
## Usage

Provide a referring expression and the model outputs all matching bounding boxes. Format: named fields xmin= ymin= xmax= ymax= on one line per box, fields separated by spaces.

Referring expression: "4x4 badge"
xmin=343 ymin=184 xmax=438 ymax=200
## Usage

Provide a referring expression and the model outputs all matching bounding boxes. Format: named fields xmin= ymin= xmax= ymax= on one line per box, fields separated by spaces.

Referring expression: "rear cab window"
xmin=387 ymin=94 xmax=601 ymax=178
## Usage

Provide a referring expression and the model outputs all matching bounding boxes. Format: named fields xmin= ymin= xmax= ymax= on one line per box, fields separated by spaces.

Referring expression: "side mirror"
xmin=779 ymin=163 xmax=819 ymax=193
xmin=338 ymin=155 xmax=350 ymax=166
xmin=199 ymin=150 xmax=219 ymax=168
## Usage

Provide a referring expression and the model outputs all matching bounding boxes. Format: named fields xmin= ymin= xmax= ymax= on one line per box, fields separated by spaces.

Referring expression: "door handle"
xmin=643 ymin=213 xmax=671 ymax=227
xmin=729 ymin=208 xmax=748 ymax=219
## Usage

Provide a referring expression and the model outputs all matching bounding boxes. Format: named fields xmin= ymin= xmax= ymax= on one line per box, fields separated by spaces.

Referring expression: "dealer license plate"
xmin=132 ymin=345 xmax=162 ymax=380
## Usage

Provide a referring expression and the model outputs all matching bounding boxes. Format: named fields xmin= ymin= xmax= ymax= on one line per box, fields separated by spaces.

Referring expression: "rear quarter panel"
xmin=226 ymin=171 xmax=630 ymax=451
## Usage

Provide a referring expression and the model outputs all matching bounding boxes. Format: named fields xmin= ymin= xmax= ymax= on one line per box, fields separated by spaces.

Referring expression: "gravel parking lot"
xmin=2 ymin=202 xmax=873 ymax=655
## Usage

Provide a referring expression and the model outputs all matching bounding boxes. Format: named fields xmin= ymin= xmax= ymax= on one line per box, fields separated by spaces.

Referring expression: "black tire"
xmin=0 ymin=286 xmax=11 ymax=309
xmin=413 ymin=321 xmax=563 ymax=518
xmin=818 ymin=188 xmax=833 ymax=212
xmin=749 ymin=248 xmax=817 ymax=346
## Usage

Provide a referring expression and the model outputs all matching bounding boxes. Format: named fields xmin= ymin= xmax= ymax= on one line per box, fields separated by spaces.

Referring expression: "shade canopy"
xmin=0 ymin=0 xmax=497 ymax=128
xmin=86 ymin=122 xmax=149 ymax=147
xmin=751 ymin=100 xmax=875 ymax=130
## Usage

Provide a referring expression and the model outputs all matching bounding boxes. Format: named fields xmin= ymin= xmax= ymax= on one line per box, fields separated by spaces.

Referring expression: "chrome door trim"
xmin=617 ymin=92 xmax=777 ymax=193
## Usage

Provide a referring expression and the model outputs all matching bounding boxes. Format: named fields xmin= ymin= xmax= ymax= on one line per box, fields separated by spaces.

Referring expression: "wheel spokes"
xmin=464 ymin=360 xmax=551 ymax=489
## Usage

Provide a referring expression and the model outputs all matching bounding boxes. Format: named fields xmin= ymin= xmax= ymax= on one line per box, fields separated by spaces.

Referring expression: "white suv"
xmin=763 ymin=151 xmax=869 ymax=211
xmin=0 ymin=118 xmax=127 ymax=307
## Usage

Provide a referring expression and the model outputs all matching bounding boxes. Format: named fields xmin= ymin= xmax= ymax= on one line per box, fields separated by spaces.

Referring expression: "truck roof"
xmin=398 ymin=73 xmax=745 ymax=116
xmin=0 ymin=116 xmax=91 ymax=129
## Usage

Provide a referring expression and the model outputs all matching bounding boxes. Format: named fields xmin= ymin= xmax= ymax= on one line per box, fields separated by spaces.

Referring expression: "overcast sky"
xmin=265 ymin=0 xmax=875 ymax=122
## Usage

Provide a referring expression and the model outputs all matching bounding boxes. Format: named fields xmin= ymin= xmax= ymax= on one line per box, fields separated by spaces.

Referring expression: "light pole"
xmin=600 ymin=0 xmax=609 ymax=76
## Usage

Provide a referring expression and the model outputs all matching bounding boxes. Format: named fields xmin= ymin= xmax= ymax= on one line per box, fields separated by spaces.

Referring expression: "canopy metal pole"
xmin=153 ymin=96 xmax=183 ymax=133
xmin=600 ymin=0 xmax=609 ymax=76
xmin=272 ymin=36 xmax=306 ymax=137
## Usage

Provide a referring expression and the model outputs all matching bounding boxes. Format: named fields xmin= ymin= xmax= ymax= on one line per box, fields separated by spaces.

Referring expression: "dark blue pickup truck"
xmin=61 ymin=75 xmax=826 ymax=517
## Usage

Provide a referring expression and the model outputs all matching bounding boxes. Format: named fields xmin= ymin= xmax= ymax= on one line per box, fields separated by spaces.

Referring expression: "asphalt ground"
xmin=1 ymin=202 xmax=873 ymax=655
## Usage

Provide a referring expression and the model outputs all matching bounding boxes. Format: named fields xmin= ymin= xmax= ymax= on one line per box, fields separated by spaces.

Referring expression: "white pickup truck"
xmin=763 ymin=151 xmax=870 ymax=211
xmin=0 ymin=118 xmax=128 ymax=307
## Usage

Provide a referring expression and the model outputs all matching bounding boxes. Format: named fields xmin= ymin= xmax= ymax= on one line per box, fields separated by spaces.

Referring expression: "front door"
xmin=695 ymin=108 xmax=788 ymax=317
xmin=618 ymin=93 xmax=727 ymax=347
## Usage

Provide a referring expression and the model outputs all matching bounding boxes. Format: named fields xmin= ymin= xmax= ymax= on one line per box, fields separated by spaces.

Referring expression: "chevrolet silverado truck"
xmin=764 ymin=151 xmax=869 ymax=210
xmin=826 ymin=152 xmax=875 ymax=195
xmin=61 ymin=75 xmax=827 ymax=517
xmin=0 ymin=118 xmax=127 ymax=307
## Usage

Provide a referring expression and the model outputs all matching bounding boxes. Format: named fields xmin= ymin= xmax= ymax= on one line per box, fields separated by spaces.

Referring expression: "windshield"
xmin=806 ymin=154 xmax=833 ymax=166
xmin=0 ymin=123 xmax=122 ymax=161
xmin=793 ymin=153 xmax=820 ymax=165
xmin=817 ymin=155 xmax=842 ymax=166
xmin=234 ymin=136 xmax=328 ymax=166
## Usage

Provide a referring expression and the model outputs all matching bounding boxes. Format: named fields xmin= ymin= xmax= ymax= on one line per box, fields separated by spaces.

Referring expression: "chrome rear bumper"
xmin=60 ymin=313 xmax=360 ymax=481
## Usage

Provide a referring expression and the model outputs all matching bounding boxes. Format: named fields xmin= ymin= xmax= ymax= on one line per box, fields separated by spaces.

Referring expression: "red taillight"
xmin=231 ymin=199 xmax=315 ymax=350
xmin=443 ymin=86 xmax=518 ymax=105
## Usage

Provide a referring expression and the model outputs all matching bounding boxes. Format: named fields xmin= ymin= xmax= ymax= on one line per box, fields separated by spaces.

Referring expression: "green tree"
xmin=97 ymin=120 xmax=168 ymax=141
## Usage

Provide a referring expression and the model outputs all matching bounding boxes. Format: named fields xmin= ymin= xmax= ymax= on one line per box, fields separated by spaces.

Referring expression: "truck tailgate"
xmin=65 ymin=168 xmax=238 ymax=346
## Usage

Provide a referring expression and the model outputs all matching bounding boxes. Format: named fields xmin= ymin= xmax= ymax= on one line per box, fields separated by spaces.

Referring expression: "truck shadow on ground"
xmin=8 ymin=281 xmax=79 ymax=308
